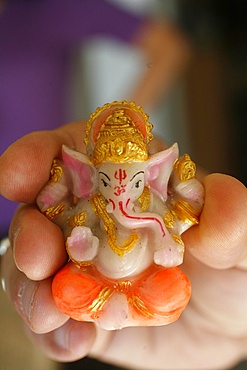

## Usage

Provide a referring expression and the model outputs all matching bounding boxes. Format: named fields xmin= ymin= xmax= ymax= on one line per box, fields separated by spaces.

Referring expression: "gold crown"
xmin=84 ymin=101 xmax=153 ymax=166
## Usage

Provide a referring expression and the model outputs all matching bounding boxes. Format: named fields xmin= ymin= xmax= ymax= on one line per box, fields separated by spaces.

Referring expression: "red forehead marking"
xmin=114 ymin=169 xmax=127 ymax=185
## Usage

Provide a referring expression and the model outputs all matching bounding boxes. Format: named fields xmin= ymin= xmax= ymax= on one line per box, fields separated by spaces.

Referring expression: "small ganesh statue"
xmin=37 ymin=101 xmax=204 ymax=330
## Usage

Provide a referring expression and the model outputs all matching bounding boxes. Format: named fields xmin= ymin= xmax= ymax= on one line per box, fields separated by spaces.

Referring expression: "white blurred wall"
xmin=71 ymin=0 xmax=190 ymax=152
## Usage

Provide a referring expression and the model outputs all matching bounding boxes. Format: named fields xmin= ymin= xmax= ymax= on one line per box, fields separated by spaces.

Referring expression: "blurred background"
xmin=0 ymin=0 xmax=246 ymax=369
xmin=69 ymin=0 xmax=247 ymax=185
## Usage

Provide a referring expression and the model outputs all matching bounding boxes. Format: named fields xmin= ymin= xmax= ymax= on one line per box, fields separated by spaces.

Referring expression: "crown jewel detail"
xmin=84 ymin=101 xmax=153 ymax=166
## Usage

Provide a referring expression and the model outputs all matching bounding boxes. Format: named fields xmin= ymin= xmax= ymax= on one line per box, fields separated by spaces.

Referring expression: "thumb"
xmin=183 ymin=173 xmax=247 ymax=269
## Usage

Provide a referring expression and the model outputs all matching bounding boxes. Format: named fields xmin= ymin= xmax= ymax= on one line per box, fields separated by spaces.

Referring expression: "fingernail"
xmin=11 ymin=226 xmax=23 ymax=271
xmin=68 ymin=322 xmax=95 ymax=354
xmin=11 ymin=226 xmax=21 ymax=253
xmin=0 ymin=238 xmax=11 ymax=292
xmin=53 ymin=325 xmax=70 ymax=351
xmin=1 ymin=277 xmax=6 ymax=292
xmin=0 ymin=237 xmax=10 ymax=257
xmin=16 ymin=278 xmax=39 ymax=324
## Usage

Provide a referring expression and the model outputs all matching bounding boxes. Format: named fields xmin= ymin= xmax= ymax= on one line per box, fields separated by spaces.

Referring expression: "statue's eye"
xmin=135 ymin=180 xmax=142 ymax=188
xmin=101 ymin=179 xmax=109 ymax=187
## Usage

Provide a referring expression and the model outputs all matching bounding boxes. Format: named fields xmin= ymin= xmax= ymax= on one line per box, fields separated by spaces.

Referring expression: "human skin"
xmin=0 ymin=121 xmax=247 ymax=369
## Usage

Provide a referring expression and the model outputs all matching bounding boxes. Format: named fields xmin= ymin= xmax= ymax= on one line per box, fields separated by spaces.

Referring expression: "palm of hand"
xmin=93 ymin=222 xmax=247 ymax=370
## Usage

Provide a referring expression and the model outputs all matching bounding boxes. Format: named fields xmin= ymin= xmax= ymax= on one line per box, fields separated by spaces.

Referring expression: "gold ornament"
xmin=128 ymin=295 xmax=153 ymax=318
xmin=84 ymin=101 xmax=153 ymax=166
xmin=68 ymin=211 xmax=87 ymax=227
xmin=90 ymin=287 xmax=114 ymax=314
xmin=163 ymin=211 xmax=175 ymax=229
xmin=172 ymin=199 xmax=200 ymax=226
xmin=91 ymin=194 xmax=139 ymax=257
xmin=138 ymin=186 xmax=151 ymax=211
xmin=49 ymin=160 xmax=63 ymax=183
xmin=43 ymin=204 xmax=65 ymax=220
xmin=174 ymin=154 xmax=196 ymax=182
xmin=114 ymin=280 xmax=132 ymax=294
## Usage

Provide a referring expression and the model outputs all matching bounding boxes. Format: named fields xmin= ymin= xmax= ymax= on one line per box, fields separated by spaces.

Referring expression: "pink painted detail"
xmin=37 ymin=182 xmax=69 ymax=211
xmin=62 ymin=145 xmax=97 ymax=198
xmin=40 ymin=193 xmax=55 ymax=206
xmin=67 ymin=226 xmax=99 ymax=262
xmin=119 ymin=201 xmax=166 ymax=237
xmin=146 ymin=144 xmax=179 ymax=201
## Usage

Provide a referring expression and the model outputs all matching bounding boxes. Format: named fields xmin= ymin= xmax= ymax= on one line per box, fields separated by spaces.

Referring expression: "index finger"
xmin=0 ymin=121 xmax=86 ymax=204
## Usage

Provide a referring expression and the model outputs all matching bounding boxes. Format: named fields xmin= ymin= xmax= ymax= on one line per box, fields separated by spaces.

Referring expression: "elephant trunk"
xmin=113 ymin=200 xmax=166 ymax=238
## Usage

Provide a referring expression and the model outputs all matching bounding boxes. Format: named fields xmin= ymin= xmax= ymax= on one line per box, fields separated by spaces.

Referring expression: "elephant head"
xmin=62 ymin=144 xmax=178 ymax=244
xmin=95 ymin=142 xmax=178 ymax=238
xmin=62 ymin=101 xmax=179 ymax=239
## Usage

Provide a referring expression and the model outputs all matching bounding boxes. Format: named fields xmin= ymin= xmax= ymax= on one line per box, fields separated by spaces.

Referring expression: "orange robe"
xmin=52 ymin=262 xmax=191 ymax=326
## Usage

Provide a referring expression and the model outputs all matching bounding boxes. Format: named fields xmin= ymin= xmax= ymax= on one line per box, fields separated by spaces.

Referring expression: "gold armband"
xmin=174 ymin=154 xmax=196 ymax=182
xmin=172 ymin=199 xmax=200 ymax=226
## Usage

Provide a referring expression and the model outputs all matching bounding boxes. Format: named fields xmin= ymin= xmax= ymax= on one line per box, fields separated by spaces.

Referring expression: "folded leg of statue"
xmin=52 ymin=263 xmax=191 ymax=327
xmin=52 ymin=262 xmax=105 ymax=322
xmin=128 ymin=265 xmax=191 ymax=325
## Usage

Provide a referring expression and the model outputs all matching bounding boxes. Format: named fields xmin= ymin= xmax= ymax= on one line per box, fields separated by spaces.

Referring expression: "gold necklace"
xmin=91 ymin=194 xmax=139 ymax=257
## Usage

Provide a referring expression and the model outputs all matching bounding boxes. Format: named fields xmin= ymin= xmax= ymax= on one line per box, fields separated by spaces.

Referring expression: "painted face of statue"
xmin=98 ymin=162 xmax=145 ymax=210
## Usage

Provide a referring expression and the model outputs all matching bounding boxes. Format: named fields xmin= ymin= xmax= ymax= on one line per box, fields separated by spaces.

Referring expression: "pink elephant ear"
xmin=146 ymin=143 xmax=179 ymax=201
xmin=62 ymin=145 xmax=97 ymax=198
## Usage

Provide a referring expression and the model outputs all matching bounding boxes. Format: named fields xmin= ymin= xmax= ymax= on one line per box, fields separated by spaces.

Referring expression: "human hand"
xmin=0 ymin=122 xmax=246 ymax=369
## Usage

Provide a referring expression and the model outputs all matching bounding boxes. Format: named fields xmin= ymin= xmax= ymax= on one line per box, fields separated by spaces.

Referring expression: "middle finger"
xmin=2 ymin=247 xmax=68 ymax=334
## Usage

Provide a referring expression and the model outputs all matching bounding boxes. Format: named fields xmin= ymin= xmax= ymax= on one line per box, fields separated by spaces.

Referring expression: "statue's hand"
xmin=66 ymin=226 xmax=99 ymax=263
xmin=174 ymin=178 xmax=204 ymax=208
xmin=154 ymin=239 xmax=184 ymax=267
